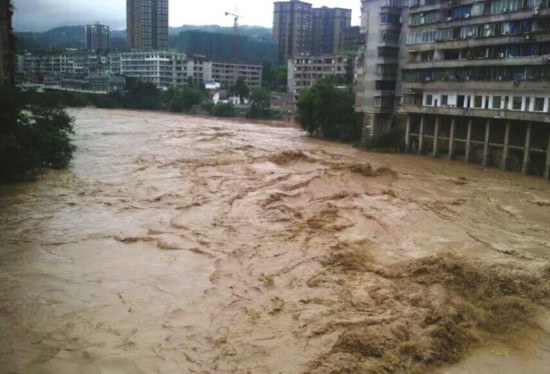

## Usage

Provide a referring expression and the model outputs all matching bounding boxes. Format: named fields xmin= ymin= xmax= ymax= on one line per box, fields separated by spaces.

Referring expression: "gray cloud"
xmin=13 ymin=0 xmax=360 ymax=32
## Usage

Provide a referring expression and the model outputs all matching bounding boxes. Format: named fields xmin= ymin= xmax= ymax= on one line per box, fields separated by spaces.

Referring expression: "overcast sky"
xmin=13 ymin=0 xmax=361 ymax=32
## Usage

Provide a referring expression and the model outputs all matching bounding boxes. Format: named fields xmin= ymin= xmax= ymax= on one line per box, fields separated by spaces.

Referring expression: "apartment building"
xmin=273 ymin=0 xmax=314 ymax=64
xmin=356 ymin=0 xmax=550 ymax=178
xmin=86 ymin=24 xmax=110 ymax=51
xmin=355 ymin=0 xmax=404 ymax=140
xmin=119 ymin=51 xmax=186 ymax=89
xmin=312 ymin=7 xmax=352 ymax=55
xmin=288 ymin=55 xmax=353 ymax=97
xmin=127 ymin=0 xmax=169 ymax=50
xmin=211 ymin=62 xmax=263 ymax=89
xmin=19 ymin=51 xmax=110 ymax=81
xmin=343 ymin=26 xmax=363 ymax=53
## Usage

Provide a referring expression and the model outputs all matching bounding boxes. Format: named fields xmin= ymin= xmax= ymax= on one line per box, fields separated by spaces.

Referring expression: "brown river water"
xmin=0 ymin=108 xmax=549 ymax=373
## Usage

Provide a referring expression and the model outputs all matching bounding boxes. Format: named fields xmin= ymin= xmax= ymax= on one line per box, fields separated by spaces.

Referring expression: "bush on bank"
xmin=0 ymin=87 xmax=75 ymax=183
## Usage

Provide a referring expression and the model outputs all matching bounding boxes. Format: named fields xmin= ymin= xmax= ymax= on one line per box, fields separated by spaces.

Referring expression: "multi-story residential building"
xmin=356 ymin=0 xmax=550 ymax=178
xmin=118 ymin=51 xmax=186 ymax=89
xmin=273 ymin=0 xmax=314 ymax=64
xmin=288 ymin=55 xmax=353 ymax=97
xmin=343 ymin=26 xmax=363 ymax=53
xmin=211 ymin=61 xmax=263 ymax=89
xmin=86 ymin=24 xmax=110 ymax=51
xmin=312 ymin=7 xmax=352 ymax=55
xmin=127 ymin=0 xmax=169 ymax=51
xmin=0 ymin=0 xmax=14 ymax=86
xmin=19 ymin=50 xmax=110 ymax=81
xmin=355 ymin=0 xmax=404 ymax=140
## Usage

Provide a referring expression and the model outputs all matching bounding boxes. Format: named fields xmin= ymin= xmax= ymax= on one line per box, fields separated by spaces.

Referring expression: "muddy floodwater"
xmin=0 ymin=108 xmax=549 ymax=373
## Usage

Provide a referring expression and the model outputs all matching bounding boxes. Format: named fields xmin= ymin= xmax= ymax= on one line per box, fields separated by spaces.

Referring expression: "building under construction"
xmin=356 ymin=0 xmax=550 ymax=179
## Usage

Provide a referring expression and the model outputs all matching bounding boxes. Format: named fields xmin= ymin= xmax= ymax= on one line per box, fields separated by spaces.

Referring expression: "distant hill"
xmin=16 ymin=25 xmax=273 ymax=53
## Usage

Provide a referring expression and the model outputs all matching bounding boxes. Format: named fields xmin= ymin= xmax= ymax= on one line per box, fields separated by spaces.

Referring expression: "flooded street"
xmin=0 ymin=108 xmax=549 ymax=373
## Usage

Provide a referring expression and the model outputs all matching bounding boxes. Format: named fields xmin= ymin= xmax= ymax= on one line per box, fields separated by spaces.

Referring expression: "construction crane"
xmin=225 ymin=9 xmax=241 ymax=61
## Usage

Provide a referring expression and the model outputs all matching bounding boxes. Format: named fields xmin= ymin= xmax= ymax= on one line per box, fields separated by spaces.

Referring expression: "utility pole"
xmin=225 ymin=9 xmax=241 ymax=61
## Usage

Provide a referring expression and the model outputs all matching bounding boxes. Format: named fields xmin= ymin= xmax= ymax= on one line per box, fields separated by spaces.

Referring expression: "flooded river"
xmin=0 ymin=108 xmax=549 ymax=373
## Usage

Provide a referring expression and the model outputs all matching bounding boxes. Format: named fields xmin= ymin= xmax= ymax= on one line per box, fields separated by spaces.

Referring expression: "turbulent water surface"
xmin=0 ymin=108 xmax=549 ymax=373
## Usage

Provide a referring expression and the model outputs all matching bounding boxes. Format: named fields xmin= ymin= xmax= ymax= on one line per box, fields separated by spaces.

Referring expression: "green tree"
xmin=0 ymin=87 xmax=75 ymax=182
xmin=297 ymin=77 xmax=361 ymax=142
xmin=210 ymin=102 xmax=236 ymax=117
xmin=247 ymin=88 xmax=272 ymax=119
xmin=167 ymin=85 xmax=205 ymax=112
xmin=230 ymin=77 xmax=250 ymax=103
xmin=123 ymin=78 xmax=159 ymax=110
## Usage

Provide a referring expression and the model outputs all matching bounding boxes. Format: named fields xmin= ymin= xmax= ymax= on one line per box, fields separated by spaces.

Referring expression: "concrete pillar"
xmin=482 ymin=119 xmax=491 ymax=168
xmin=405 ymin=115 xmax=411 ymax=152
xmin=432 ymin=115 xmax=440 ymax=157
xmin=418 ymin=115 xmax=425 ymax=154
xmin=522 ymin=123 xmax=532 ymax=175
xmin=501 ymin=120 xmax=510 ymax=171
xmin=448 ymin=117 xmax=455 ymax=160
xmin=465 ymin=117 xmax=472 ymax=163
xmin=545 ymin=130 xmax=550 ymax=180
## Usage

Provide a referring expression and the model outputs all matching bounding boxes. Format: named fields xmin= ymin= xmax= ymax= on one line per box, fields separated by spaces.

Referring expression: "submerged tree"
xmin=296 ymin=77 xmax=361 ymax=142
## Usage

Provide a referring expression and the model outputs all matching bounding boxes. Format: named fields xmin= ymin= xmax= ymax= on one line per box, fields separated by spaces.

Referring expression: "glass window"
xmin=534 ymin=97 xmax=545 ymax=111
xmin=441 ymin=95 xmax=448 ymax=106
xmin=474 ymin=96 xmax=483 ymax=108
xmin=512 ymin=97 xmax=522 ymax=110
xmin=426 ymin=94 xmax=433 ymax=106
xmin=492 ymin=96 xmax=502 ymax=109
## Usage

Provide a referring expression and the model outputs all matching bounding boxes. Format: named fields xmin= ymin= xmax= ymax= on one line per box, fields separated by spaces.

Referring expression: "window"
xmin=512 ymin=97 xmax=522 ymax=110
xmin=534 ymin=97 xmax=545 ymax=111
xmin=492 ymin=96 xmax=502 ymax=109
xmin=375 ymin=80 xmax=397 ymax=90
xmin=378 ymin=47 xmax=399 ymax=58
xmin=425 ymin=94 xmax=433 ymax=106
xmin=380 ymin=30 xmax=400 ymax=43
xmin=474 ymin=96 xmax=483 ymax=108
xmin=380 ymin=13 xmax=401 ymax=24
xmin=374 ymin=96 xmax=394 ymax=108
xmin=441 ymin=95 xmax=448 ymax=106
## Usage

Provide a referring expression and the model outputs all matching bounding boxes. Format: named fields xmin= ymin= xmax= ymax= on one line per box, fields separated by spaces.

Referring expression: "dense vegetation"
xmin=297 ymin=77 xmax=362 ymax=142
xmin=0 ymin=87 xmax=75 ymax=182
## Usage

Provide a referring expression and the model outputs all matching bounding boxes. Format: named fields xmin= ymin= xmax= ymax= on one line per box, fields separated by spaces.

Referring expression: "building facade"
xmin=211 ymin=61 xmax=263 ymax=89
xmin=118 ymin=51 xmax=185 ymax=88
xmin=127 ymin=0 xmax=169 ymax=51
xmin=86 ymin=24 xmax=110 ymax=51
xmin=312 ymin=7 xmax=352 ymax=55
xmin=356 ymin=0 xmax=550 ymax=178
xmin=355 ymin=0 xmax=404 ymax=140
xmin=288 ymin=55 xmax=353 ymax=97
xmin=273 ymin=0 xmax=314 ymax=64
xmin=343 ymin=26 xmax=363 ymax=53
xmin=0 ymin=0 xmax=14 ymax=85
